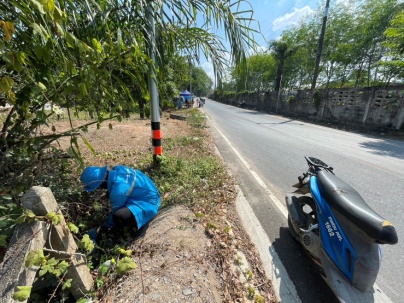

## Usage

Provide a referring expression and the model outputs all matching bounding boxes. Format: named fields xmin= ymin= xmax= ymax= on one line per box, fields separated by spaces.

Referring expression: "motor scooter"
xmin=285 ymin=156 xmax=398 ymax=303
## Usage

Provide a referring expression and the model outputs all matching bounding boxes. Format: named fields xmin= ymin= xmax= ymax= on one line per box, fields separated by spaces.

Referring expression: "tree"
xmin=190 ymin=66 xmax=213 ymax=97
xmin=229 ymin=52 xmax=276 ymax=92
xmin=384 ymin=9 xmax=404 ymax=54
xmin=381 ymin=9 xmax=404 ymax=83
xmin=259 ymin=0 xmax=404 ymax=89
xmin=269 ymin=40 xmax=297 ymax=91
xmin=279 ymin=22 xmax=318 ymax=89
xmin=0 ymin=0 xmax=258 ymax=199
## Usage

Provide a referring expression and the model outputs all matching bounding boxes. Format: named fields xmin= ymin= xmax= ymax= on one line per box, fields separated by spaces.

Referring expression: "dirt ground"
xmin=45 ymin=112 xmax=278 ymax=303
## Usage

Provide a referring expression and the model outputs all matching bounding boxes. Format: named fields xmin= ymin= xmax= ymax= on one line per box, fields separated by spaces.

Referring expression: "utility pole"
xmin=146 ymin=4 xmax=162 ymax=161
xmin=311 ymin=0 xmax=330 ymax=90
xmin=189 ymin=58 xmax=192 ymax=94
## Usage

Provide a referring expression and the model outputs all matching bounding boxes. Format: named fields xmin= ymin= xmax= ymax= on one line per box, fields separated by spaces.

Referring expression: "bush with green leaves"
xmin=0 ymin=0 xmax=257 ymax=246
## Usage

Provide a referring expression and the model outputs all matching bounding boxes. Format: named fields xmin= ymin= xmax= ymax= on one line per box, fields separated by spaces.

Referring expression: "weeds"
xmin=247 ymin=285 xmax=255 ymax=298
xmin=1 ymin=109 xmax=241 ymax=302
xmin=187 ymin=108 xmax=206 ymax=128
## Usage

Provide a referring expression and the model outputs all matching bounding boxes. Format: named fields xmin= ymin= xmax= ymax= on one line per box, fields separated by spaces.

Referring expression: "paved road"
xmin=202 ymin=99 xmax=404 ymax=303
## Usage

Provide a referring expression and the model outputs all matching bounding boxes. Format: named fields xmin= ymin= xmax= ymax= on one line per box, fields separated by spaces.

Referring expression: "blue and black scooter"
xmin=286 ymin=156 xmax=398 ymax=302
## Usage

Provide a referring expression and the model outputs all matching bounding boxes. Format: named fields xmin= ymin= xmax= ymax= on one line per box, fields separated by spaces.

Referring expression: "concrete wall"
xmin=0 ymin=187 xmax=93 ymax=302
xmin=215 ymin=85 xmax=404 ymax=131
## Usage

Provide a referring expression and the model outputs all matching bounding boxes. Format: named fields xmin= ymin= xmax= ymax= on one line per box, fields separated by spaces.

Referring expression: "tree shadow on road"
xmin=359 ymin=139 xmax=404 ymax=159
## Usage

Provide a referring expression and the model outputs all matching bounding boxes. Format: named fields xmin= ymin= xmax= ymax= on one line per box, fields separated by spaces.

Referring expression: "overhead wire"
xmin=255 ymin=0 xmax=319 ymax=46
xmin=256 ymin=0 xmax=302 ymax=44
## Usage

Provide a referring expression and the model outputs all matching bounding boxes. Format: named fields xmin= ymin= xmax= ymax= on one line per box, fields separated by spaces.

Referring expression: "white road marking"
xmin=207 ymin=115 xmax=288 ymax=218
xmin=207 ymin=114 xmax=301 ymax=302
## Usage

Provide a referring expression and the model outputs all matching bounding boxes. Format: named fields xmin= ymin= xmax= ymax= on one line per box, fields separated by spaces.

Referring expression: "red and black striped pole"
xmin=146 ymin=5 xmax=162 ymax=160
xmin=152 ymin=121 xmax=162 ymax=157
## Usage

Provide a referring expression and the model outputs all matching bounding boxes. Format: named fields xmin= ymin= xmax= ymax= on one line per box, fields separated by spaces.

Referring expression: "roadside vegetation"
xmin=4 ymin=0 xmax=403 ymax=301
xmin=1 ymin=108 xmax=247 ymax=302
xmin=218 ymin=0 xmax=404 ymax=95
xmin=0 ymin=1 xmax=259 ymax=301
xmin=0 ymin=0 xmax=256 ymax=258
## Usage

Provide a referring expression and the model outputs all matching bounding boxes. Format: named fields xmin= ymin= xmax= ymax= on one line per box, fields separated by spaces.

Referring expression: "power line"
xmin=256 ymin=0 xmax=307 ymax=43
xmin=256 ymin=0 xmax=301 ymax=45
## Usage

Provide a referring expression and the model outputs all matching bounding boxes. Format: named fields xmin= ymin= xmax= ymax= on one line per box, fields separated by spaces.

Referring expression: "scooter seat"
xmin=317 ymin=170 xmax=398 ymax=245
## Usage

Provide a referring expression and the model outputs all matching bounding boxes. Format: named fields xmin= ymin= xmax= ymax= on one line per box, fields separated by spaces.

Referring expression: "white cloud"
xmin=272 ymin=6 xmax=314 ymax=32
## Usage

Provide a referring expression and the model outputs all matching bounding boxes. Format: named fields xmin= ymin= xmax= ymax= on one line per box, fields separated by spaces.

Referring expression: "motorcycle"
xmin=285 ymin=156 xmax=398 ymax=303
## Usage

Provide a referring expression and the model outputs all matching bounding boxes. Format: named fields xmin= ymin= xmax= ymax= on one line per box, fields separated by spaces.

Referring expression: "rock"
xmin=182 ymin=288 xmax=193 ymax=296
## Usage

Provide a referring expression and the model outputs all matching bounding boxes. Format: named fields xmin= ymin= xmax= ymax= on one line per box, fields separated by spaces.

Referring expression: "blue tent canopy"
xmin=179 ymin=90 xmax=191 ymax=96
xmin=179 ymin=90 xmax=192 ymax=101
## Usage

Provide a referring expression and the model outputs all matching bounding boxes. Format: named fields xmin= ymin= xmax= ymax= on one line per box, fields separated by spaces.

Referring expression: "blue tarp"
xmin=178 ymin=90 xmax=193 ymax=109
xmin=179 ymin=90 xmax=191 ymax=96
xmin=180 ymin=90 xmax=192 ymax=101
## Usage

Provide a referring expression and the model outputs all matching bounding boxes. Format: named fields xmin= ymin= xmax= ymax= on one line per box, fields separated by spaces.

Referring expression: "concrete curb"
xmin=235 ymin=188 xmax=302 ymax=303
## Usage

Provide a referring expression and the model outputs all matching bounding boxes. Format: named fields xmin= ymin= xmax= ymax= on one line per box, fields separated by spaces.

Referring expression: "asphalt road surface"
xmin=202 ymin=99 xmax=404 ymax=303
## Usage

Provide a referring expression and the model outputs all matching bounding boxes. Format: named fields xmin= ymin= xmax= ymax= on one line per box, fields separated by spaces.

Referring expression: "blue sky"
xmin=250 ymin=0 xmax=319 ymax=44
xmin=200 ymin=0 xmax=321 ymax=81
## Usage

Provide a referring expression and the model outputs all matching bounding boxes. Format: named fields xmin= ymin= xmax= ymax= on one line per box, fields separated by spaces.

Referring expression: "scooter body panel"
xmin=319 ymin=249 xmax=393 ymax=303
xmin=310 ymin=176 xmax=357 ymax=282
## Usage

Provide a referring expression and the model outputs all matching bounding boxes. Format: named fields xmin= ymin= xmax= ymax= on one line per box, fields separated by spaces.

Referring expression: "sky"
xmin=200 ymin=0 xmax=321 ymax=82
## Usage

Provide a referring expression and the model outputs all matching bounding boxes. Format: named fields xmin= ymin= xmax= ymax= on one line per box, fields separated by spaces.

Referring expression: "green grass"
xmin=0 ymin=108 xmax=237 ymax=302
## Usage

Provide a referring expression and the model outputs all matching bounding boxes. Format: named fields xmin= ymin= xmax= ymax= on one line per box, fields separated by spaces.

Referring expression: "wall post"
xmin=362 ymin=87 xmax=376 ymax=124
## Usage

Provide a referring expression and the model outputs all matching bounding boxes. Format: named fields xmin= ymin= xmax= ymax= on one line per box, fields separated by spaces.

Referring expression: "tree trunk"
xmin=373 ymin=46 xmax=385 ymax=85
xmin=355 ymin=61 xmax=365 ymax=87
xmin=275 ymin=61 xmax=283 ymax=92
xmin=139 ymin=99 xmax=145 ymax=119
xmin=367 ymin=43 xmax=377 ymax=86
